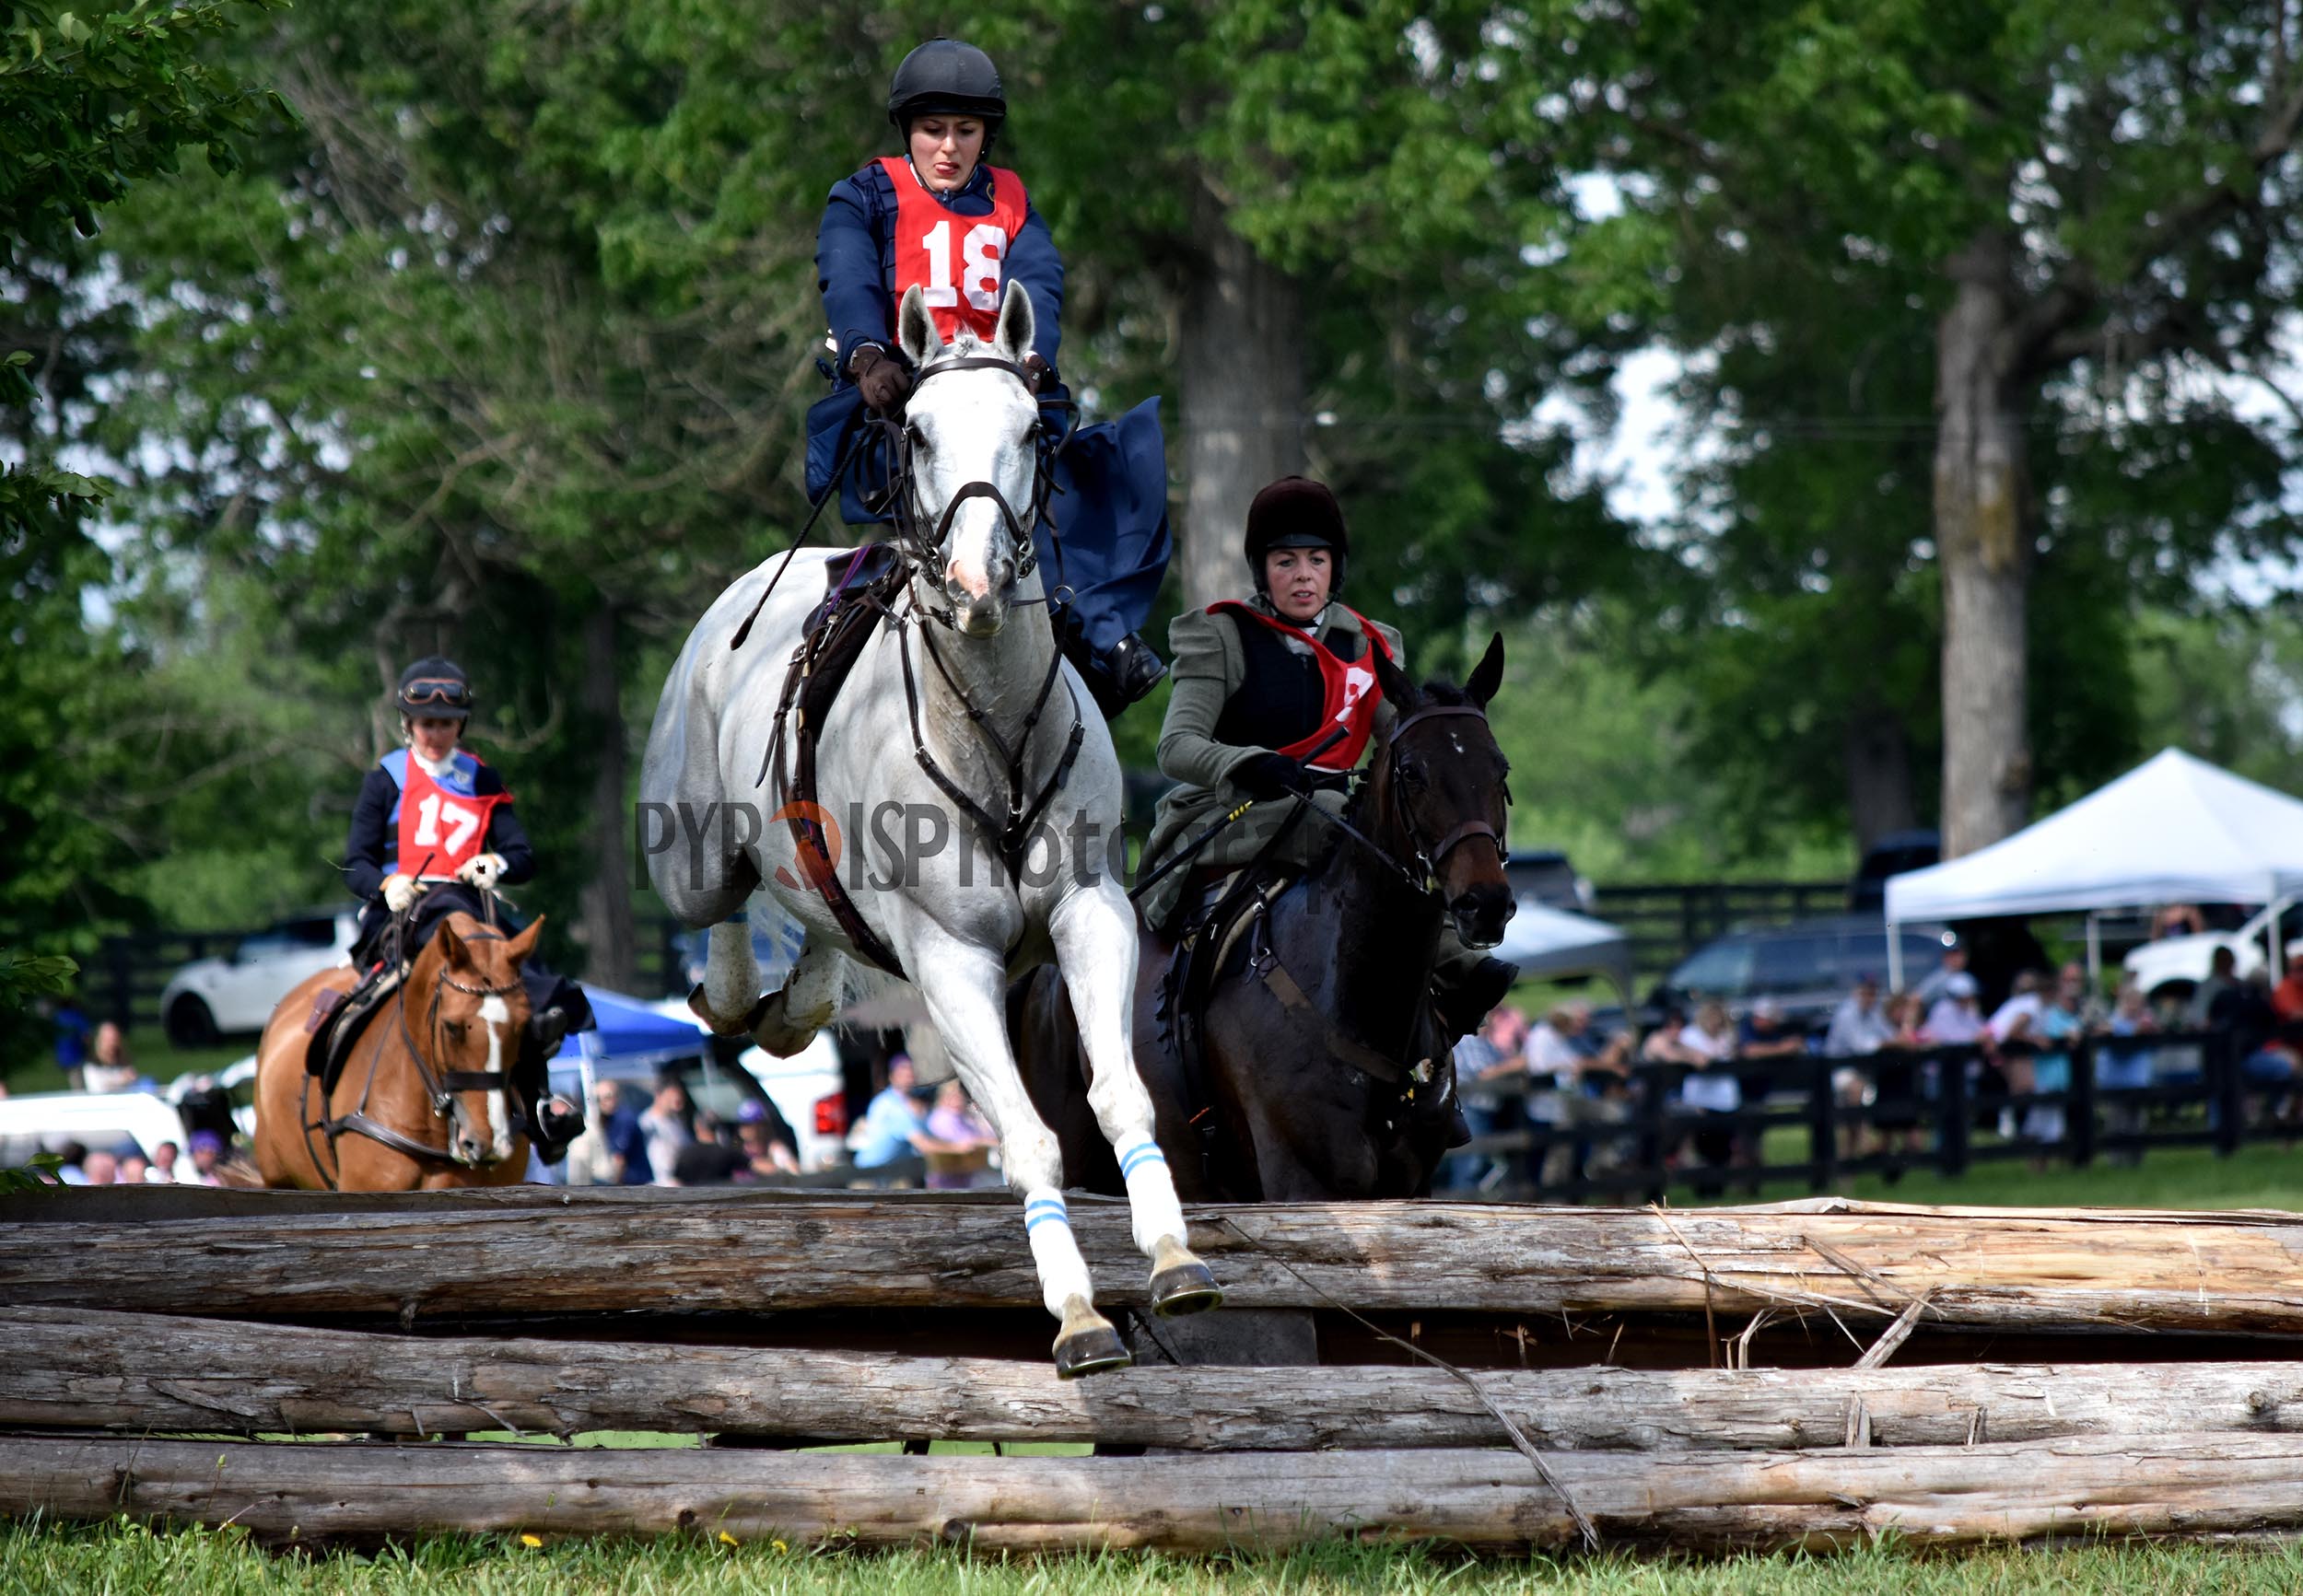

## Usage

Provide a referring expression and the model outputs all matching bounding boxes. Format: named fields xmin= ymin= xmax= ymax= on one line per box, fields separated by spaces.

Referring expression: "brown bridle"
xmin=1378 ymin=703 xmax=1507 ymax=882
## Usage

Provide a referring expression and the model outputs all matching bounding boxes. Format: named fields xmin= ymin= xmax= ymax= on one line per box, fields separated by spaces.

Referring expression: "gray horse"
xmin=640 ymin=282 xmax=1216 ymax=1375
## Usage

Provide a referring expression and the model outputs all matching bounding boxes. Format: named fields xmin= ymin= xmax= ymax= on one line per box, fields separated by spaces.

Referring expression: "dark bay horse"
xmin=254 ymin=912 xmax=542 ymax=1191
xmin=1014 ymin=636 xmax=1515 ymax=1202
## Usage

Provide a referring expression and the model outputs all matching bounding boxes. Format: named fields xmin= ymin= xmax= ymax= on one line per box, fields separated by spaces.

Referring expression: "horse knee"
xmin=1001 ymin=1128 xmax=1064 ymax=1194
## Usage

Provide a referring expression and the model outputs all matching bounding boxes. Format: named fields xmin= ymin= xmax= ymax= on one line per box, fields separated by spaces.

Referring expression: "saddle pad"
xmin=307 ymin=966 xmax=402 ymax=1097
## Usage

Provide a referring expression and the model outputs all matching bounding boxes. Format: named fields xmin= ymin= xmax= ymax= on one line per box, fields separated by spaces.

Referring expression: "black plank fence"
xmin=98 ymin=880 xmax=1843 ymax=1032
xmin=1592 ymin=880 xmax=1849 ymax=979
xmin=1447 ymin=1031 xmax=2275 ymax=1203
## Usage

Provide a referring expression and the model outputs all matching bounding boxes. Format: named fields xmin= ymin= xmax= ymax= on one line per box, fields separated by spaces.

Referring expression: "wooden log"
xmin=8 ymin=1188 xmax=2303 ymax=1336
xmin=10 ymin=1306 xmax=2303 ymax=1451
xmin=14 ymin=1432 xmax=2303 ymax=1550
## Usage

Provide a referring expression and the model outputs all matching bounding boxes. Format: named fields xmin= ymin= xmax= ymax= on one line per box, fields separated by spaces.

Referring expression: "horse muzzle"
xmin=1449 ymin=884 xmax=1514 ymax=951
xmin=944 ymin=579 xmax=1012 ymax=637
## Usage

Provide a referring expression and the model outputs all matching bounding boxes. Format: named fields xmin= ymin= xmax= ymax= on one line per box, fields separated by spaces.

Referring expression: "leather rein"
xmin=300 ymin=914 xmax=522 ymax=1188
xmin=770 ymin=352 xmax=1089 ymax=975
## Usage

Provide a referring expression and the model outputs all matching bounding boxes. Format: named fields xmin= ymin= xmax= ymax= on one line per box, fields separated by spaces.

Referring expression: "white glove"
xmin=456 ymin=853 xmax=506 ymax=891
xmin=381 ymin=874 xmax=422 ymax=914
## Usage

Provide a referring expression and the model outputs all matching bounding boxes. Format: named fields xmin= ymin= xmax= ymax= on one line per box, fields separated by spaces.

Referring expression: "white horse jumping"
xmin=641 ymin=282 xmax=1218 ymax=1375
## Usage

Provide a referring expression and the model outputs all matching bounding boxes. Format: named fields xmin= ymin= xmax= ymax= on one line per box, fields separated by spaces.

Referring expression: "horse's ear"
xmin=993 ymin=279 xmax=1035 ymax=368
xmin=897 ymin=285 xmax=943 ymax=368
xmin=1370 ymin=641 xmax=1419 ymax=716
xmin=1465 ymin=632 xmax=1505 ymax=709
xmin=506 ymin=915 xmax=544 ymax=966
xmin=436 ymin=916 xmax=467 ymax=970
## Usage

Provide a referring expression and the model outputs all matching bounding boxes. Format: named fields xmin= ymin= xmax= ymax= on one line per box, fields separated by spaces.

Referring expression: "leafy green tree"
xmin=103 ymin=1 xmax=887 ymax=983
xmin=1579 ymin=0 xmax=2303 ymax=856
xmin=3 ymin=0 xmax=285 ymax=525
xmin=1001 ymin=0 xmax=1629 ymax=660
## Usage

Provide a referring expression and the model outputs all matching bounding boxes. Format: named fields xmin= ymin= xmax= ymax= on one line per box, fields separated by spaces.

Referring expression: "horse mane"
xmin=1412 ymin=678 xmax=1477 ymax=707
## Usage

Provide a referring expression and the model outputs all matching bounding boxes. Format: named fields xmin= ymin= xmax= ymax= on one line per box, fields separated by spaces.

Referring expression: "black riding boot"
xmin=1098 ymin=631 xmax=1168 ymax=707
xmin=1056 ymin=609 xmax=1167 ymax=718
xmin=1432 ymin=956 xmax=1520 ymax=1040
xmin=519 ymin=1006 xmax=585 ymax=1162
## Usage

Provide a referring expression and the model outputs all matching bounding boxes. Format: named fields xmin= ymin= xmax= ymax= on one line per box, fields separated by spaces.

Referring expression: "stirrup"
xmin=529 ymin=1096 xmax=585 ymax=1161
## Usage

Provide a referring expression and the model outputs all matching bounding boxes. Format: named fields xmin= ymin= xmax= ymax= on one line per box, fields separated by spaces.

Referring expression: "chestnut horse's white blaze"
xmin=639 ymin=281 xmax=1215 ymax=1373
xmin=477 ymin=993 xmax=514 ymax=1165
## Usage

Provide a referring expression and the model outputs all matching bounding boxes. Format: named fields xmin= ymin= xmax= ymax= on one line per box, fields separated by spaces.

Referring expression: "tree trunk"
xmin=15 ymin=1188 xmax=2303 ymax=1338
xmin=1934 ymin=231 xmax=2033 ymax=856
xmin=1176 ymin=181 xmax=1305 ymax=611
xmin=1843 ymin=704 xmax=1917 ymax=852
xmin=21 ymin=1432 xmax=2303 ymax=1552
xmin=15 ymin=1305 xmax=2303 ymax=1453
xmin=576 ymin=602 xmax=637 ymax=991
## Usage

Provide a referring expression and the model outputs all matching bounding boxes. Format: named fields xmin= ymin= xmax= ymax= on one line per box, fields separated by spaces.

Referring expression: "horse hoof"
xmin=686 ymin=983 xmax=754 ymax=1039
xmin=1053 ymin=1322 xmax=1133 ymax=1380
xmin=1151 ymin=1259 xmax=1223 ymax=1317
xmin=746 ymin=990 xmax=832 ymax=1057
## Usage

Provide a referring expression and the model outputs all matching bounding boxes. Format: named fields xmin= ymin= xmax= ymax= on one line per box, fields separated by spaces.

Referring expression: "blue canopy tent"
xmin=545 ymin=987 xmax=709 ymax=1101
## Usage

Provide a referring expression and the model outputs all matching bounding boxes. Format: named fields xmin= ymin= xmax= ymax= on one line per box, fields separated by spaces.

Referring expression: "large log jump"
xmin=6 ymin=1186 xmax=2303 ymax=1552
xmin=8 ymin=1187 xmax=2303 ymax=1333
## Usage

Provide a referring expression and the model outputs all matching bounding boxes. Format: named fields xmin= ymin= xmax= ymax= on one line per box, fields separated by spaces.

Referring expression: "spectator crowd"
xmin=560 ymin=1055 xmax=1000 ymax=1189
xmin=1445 ymin=938 xmax=2303 ymax=1195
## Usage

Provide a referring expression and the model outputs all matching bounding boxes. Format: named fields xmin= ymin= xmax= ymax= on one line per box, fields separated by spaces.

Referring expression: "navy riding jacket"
xmin=815 ymin=157 xmax=1065 ymax=378
xmin=342 ymin=754 xmax=535 ymax=903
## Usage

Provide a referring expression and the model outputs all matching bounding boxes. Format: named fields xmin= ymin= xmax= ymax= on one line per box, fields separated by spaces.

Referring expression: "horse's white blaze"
xmin=480 ymin=994 xmax=513 ymax=1163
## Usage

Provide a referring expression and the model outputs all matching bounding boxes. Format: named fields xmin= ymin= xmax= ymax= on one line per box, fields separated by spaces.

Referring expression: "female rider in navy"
xmin=811 ymin=38 xmax=1171 ymax=717
xmin=343 ymin=658 xmax=590 ymax=1158
xmin=1137 ymin=479 xmax=1519 ymax=1036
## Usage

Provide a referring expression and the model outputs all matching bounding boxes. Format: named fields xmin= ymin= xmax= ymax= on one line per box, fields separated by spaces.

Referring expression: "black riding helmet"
xmin=394 ymin=657 xmax=473 ymax=722
xmin=887 ymin=39 xmax=1007 ymax=147
xmin=1245 ymin=476 xmax=1349 ymax=597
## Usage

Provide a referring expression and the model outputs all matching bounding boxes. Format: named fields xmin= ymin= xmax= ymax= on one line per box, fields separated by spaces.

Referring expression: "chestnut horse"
xmin=253 ymin=912 xmax=541 ymax=1191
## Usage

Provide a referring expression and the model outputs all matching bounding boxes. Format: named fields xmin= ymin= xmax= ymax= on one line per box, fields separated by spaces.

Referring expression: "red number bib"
xmin=879 ymin=155 xmax=1031 ymax=344
xmin=1209 ymin=602 xmax=1397 ymax=771
xmin=395 ymin=759 xmax=506 ymax=880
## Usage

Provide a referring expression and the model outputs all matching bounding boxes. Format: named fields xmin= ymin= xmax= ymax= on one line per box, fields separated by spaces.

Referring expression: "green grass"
xmin=1666 ymin=1130 xmax=2303 ymax=1213
xmin=13 ymin=1520 xmax=2303 ymax=1594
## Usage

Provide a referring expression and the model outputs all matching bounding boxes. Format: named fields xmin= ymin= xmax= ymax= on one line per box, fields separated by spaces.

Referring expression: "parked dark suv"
xmin=1848 ymin=829 xmax=1941 ymax=911
xmin=1652 ymin=916 xmax=1958 ymax=1033
xmin=1503 ymin=849 xmax=1596 ymax=915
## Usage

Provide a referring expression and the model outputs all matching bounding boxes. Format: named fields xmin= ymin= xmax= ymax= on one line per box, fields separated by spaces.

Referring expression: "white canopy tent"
xmin=1491 ymin=900 xmax=1636 ymax=997
xmin=1882 ymin=749 xmax=2303 ymax=986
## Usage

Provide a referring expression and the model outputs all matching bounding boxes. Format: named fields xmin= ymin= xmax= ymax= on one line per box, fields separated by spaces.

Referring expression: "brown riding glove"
xmin=849 ymin=345 xmax=912 ymax=414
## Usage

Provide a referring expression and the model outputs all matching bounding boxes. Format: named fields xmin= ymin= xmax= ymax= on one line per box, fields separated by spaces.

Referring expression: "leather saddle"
xmin=302 ymin=962 xmax=403 ymax=1096
xmin=754 ymin=544 xmax=913 ymax=976
xmin=1151 ymin=867 xmax=1295 ymax=1167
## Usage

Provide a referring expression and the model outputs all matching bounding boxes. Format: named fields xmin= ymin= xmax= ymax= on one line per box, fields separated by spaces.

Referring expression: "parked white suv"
xmin=2123 ymin=899 xmax=2303 ymax=999
xmin=159 ymin=910 xmax=359 ymax=1045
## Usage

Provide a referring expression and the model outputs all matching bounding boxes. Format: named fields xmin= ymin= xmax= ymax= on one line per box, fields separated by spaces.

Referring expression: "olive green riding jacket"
xmin=1134 ymin=599 xmax=1404 ymax=932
